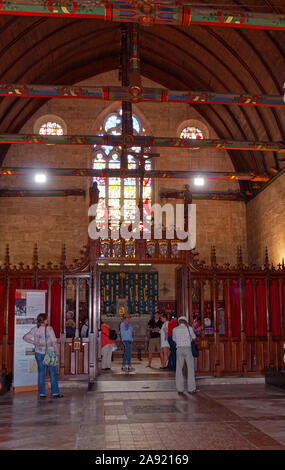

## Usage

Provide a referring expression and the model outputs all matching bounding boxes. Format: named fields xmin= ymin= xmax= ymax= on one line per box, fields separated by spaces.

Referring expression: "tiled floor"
xmin=1 ymin=359 xmax=285 ymax=450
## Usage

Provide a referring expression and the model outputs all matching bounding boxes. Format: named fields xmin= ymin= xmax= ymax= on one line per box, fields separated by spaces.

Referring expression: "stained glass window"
xmin=93 ymin=110 xmax=152 ymax=231
xmin=39 ymin=121 xmax=63 ymax=135
xmin=180 ymin=126 xmax=203 ymax=140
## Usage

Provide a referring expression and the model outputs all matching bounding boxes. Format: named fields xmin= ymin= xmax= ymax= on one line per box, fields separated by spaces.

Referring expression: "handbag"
xmin=191 ymin=341 xmax=199 ymax=358
xmin=187 ymin=326 xmax=199 ymax=358
xmin=43 ymin=327 xmax=59 ymax=367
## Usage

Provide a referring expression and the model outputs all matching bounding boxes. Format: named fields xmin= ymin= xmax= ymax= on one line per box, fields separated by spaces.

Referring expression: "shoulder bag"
xmin=187 ymin=326 xmax=199 ymax=358
xmin=43 ymin=327 xmax=59 ymax=367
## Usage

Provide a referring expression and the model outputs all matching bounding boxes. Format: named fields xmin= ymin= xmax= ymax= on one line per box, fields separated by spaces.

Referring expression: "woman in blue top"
xmin=120 ymin=314 xmax=135 ymax=371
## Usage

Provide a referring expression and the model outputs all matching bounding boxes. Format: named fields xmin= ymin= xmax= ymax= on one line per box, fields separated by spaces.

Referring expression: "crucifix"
xmin=119 ymin=23 xmax=159 ymax=229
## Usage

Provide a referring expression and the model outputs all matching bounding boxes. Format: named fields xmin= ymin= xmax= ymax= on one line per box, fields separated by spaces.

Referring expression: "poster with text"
xmin=13 ymin=290 xmax=46 ymax=389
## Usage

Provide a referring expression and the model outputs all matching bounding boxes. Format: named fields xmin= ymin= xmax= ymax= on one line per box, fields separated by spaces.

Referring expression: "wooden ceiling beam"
xmin=1 ymin=84 xmax=283 ymax=107
xmin=0 ymin=2 xmax=284 ymax=30
xmin=0 ymin=167 xmax=271 ymax=182
xmin=0 ymin=134 xmax=283 ymax=152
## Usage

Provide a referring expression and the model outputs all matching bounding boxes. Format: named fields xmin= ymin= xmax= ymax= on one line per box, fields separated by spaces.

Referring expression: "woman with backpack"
xmin=100 ymin=321 xmax=116 ymax=370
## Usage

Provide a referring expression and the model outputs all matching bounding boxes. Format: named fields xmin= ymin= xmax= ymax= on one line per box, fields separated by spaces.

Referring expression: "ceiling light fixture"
xmin=34 ymin=173 xmax=47 ymax=184
xmin=194 ymin=176 xmax=205 ymax=186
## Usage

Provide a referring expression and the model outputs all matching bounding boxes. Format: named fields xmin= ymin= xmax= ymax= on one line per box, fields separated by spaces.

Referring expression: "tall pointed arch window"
xmin=93 ymin=110 xmax=152 ymax=231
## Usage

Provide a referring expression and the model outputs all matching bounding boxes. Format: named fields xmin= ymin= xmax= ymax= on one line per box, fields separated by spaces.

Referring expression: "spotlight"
xmin=194 ymin=176 xmax=205 ymax=186
xmin=34 ymin=173 xmax=47 ymax=184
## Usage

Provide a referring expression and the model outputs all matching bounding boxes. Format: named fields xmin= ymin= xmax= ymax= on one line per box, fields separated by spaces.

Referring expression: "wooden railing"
xmin=0 ymin=242 xmax=284 ymax=380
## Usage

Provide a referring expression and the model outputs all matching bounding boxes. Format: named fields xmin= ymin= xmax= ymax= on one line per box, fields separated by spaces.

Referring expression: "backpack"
xmin=109 ymin=329 xmax=117 ymax=341
xmin=102 ymin=327 xmax=117 ymax=341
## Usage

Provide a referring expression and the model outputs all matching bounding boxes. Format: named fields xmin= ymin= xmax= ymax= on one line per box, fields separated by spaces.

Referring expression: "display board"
xmin=13 ymin=289 xmax=46 ymax=391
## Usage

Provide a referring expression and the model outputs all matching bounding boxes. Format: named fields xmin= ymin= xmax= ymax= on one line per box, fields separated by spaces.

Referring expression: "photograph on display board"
xmin=15 ymin=291 xmax=27 ymax=316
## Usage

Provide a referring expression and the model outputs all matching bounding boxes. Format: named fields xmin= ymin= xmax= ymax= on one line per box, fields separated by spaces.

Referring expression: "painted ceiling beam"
xmin=1 ymin=84 xmax=284 ymax=107
xmin=0 ymin=189 xmax=85 ymax=197
xmin=0 ymin=167 xmax=270 ymax=182
xmin=0 ymin=134 xmax=283 ymax=152
xmin=0 ymin=1 xmax=284 ymax=30
xmin=0 ymin=188 xmax=243 ymax=201
xmin=160 ymin=189 xmax=245 ymax=201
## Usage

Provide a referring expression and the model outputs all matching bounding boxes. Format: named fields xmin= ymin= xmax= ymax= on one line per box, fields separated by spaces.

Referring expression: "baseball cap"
xmin=178 ymin=316 xmax=188 ymax=323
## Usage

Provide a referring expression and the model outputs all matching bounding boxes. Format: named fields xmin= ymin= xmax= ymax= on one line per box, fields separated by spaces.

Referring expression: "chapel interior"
xmin=0 ymin=0 xmax=284 ymax=389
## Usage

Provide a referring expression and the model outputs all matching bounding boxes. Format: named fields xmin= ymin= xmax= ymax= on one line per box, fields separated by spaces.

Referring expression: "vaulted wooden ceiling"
xmin=0 ymin=0 xmax=284 ymax=187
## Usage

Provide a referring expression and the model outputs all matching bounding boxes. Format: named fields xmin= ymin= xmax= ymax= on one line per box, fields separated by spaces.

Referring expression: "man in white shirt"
xmin=172 ymin=316 xmax=197 ymax=394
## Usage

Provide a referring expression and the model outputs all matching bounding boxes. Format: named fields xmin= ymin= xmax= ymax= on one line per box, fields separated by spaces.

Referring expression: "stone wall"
xmin=0 ymin=70 xmax=247 ymax=271
xmin=246 ymin=171 xmax=285 ymax=267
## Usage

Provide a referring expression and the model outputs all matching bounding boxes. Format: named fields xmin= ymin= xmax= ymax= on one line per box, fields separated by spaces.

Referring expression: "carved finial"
xmin=239 ymin=246 xmax=243 ymax=264
xmin=61 ymin=245 xmax=66 ymax=270
xmin=5 ymin=244 xmax=10 ymax=269
xmin=33 ymin=244 xmax=38 ymax=268
xmin=237 ymin=245 xmax=243 ymax=269
xmin=282 ymin=258 xmax=285 ymax=270
xmin=211 ymin=246 xmax=217 ymax=268
xmin=264 ymin=247 xmax=269 ymax=269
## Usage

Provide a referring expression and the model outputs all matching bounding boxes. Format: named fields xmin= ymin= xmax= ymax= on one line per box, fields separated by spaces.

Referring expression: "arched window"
xmin=93 ymin=110 xmax=152 ymax=231
xmin=180 ymin=126 xmax=203 ymax=140
xmin=39 ymin=121 xmax=64 ymax=135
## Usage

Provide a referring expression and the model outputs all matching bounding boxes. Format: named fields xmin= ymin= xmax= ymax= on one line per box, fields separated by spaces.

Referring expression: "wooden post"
xmin=2 ymin=274 xmax=9 ymax=373
xmin=200 ymin=279 xmax=205 ymax=333
xmin=212 ymin=274 xmax=221 ymax=376
xmin=75 ymin=278 xmax=80 ymax=338
xmin=227 ymin=279 xmax=232 ymax=337
xmin=59 ymin=276 xmax=67 ymax=380
xmin=89 ymin=264 xmax=99 ymax=382
xmin=239 ymin=273 xmax=247 ymax=376
xmin=252 ymin=279 xmax=258 ymax=372
xmin=2 ymin=246 xmax=10 ymax=373
xmin=278 ymin=278 xmax=283 ymax=369
xmin=265 ymin=274 xmax=273 ymax=368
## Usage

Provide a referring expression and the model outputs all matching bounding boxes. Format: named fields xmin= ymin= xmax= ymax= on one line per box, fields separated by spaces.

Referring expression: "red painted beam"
xmin=0 ymin=2 xmax=284 ymax=30
xmin=1 ymin=83 xmax=284 ymax=107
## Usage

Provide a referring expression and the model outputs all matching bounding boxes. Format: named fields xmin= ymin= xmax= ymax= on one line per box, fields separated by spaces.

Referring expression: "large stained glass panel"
xmin=92 ymin=110 xmax=152 ymax=233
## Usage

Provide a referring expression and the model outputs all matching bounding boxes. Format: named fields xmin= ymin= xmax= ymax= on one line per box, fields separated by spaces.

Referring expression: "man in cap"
xmin=172 ymin=316 xmax=197 ymax=394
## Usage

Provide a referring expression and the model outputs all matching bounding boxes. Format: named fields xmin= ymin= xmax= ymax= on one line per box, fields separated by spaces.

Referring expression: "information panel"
xmin=13 ymin=289 xmax=46 ymax=391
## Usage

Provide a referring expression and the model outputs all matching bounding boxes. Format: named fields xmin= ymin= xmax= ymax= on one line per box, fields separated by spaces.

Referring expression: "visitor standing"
xmin=172 ymin=316 xmax=197 ymax=394
xmin=167 ymin=314 xmax=178 ymax=370
xmin=147 ymin=311 xmax=163 ymax=368
xmin=160 ymin=313 xmax=170 ymax=369
xmin=120 ymin=314 xmax=135 ymax=372
xmin=100 ymin=321 xmax=115 ymax=370
xmin=65 ymin=311 xmax=76 ymax=338
xmin=80 ymin=317 xmax=89 ymax=338
xmin=23 ymin=313 xmax=63 ymax=399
